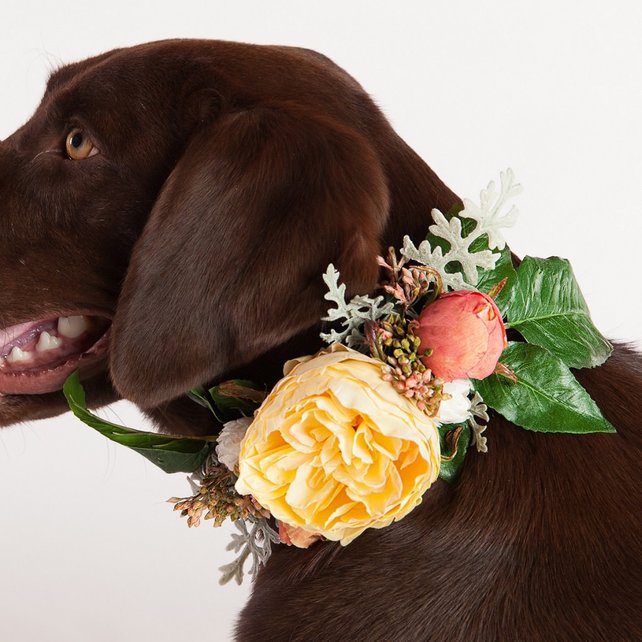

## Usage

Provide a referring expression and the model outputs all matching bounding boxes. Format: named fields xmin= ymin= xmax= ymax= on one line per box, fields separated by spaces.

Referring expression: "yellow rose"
xmin=235 ymin=345 xmax=441 ymax=545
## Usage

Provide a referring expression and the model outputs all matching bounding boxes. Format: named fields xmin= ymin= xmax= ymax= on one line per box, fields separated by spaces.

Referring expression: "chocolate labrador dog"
xmin=0 ymin=40 xmax=640 ymax=641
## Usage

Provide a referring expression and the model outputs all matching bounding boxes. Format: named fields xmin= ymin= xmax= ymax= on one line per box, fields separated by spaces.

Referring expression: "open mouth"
xmin=0 ymin=314 xmax=111 ymax=395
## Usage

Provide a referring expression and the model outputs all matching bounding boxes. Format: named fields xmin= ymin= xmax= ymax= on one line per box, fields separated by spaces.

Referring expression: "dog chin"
xmin=0 ymin=369 xmax=118 ymax=427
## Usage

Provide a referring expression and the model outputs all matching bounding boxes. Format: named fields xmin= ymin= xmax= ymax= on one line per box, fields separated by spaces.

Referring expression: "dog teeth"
xmin=58 ymin=315 xmax=88 ymax=338
xmin=36 ymin=331 xmax=63 ymax=353
xmin=6 ymin=346 xmax=32 ymax=364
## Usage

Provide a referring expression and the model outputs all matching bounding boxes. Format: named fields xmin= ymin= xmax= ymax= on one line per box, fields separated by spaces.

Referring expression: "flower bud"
xmin=416 ymin=291 xmax=507 ymax=381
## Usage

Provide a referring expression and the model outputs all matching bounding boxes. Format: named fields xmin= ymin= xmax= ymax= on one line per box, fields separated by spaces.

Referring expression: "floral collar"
xmin=64 ymin=169 xmax=614 ymax=584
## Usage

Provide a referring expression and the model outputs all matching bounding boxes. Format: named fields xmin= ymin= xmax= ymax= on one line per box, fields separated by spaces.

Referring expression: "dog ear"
xmin=110 ymin=103 xmax=389 ymax=407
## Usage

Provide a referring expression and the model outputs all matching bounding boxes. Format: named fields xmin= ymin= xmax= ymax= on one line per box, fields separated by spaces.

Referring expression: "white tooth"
xmin=6 ymin=346 xmax=32 ymax=364
xmin=57 ymin=315 xmax=89 ymax=338
xmin=36 ymin=331 xmax=63 ymax=353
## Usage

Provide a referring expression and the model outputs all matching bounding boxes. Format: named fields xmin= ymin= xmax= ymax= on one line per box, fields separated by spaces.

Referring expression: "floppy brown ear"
xmin=110 ymin=102 xmax=389 ymax=407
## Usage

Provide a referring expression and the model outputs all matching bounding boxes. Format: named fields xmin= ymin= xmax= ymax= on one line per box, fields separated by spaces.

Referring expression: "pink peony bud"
xmin=416 ymin=291 xmax=507 ymax=381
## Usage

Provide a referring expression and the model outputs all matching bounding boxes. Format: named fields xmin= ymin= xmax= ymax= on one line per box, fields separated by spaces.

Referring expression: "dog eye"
xmin=65 ymin=128 xmax=98 ymax=160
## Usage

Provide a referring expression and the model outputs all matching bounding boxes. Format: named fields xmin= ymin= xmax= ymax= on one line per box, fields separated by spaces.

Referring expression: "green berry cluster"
xmin=369 ymin=314 xmax=445 ymax=415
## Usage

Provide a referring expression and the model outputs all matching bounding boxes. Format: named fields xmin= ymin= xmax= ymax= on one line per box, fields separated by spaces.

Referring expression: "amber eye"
xmin=65 ymin=128 xmax=98 ymax=160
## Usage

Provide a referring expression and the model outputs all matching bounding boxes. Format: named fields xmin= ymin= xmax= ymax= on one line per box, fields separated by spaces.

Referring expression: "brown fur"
xmin=0 ymin=40 xmax=639 ymax=640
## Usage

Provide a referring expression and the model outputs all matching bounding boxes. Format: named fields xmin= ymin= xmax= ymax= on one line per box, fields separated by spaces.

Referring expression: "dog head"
xmin=0 ymin=39 xmax=456 ymax=432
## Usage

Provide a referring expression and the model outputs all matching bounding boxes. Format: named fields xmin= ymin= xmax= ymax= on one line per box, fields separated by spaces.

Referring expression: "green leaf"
xmin=188 ymin=385 xmax=218 ymax=415
xmin=438 ymin=422 xmax=471 ymax=483
xmin=473 ymin=242 xmax=516 ymax=316
xmin=473 ymin=342 xmax=616 ymax=434
xmin=208 ymin=380 xmax=265 ymax=421
xmin=444 ymin=202 xmax=465 ymax=220
xmin=64 ymin=372 xmax=214 ymax=473
xmin=504 ymin=256 xmax=612 ymax=368
xmin=461 ymin=216 xmax=516 ymax=312
xmin=190 ymin=380 xmax=264 ymax=423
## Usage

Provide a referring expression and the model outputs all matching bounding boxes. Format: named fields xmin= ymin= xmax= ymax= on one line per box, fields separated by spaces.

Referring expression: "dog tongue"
xmin=0 ymin=321 xmax=39 ymax=351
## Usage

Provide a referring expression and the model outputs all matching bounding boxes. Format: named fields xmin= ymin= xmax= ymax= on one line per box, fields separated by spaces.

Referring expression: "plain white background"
xmin=1 ymin=2 xmax=640 ymax=641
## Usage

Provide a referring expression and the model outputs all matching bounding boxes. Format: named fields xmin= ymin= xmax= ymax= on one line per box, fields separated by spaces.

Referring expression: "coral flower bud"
xmin=416 ymin=291 xmax=507 ymax=381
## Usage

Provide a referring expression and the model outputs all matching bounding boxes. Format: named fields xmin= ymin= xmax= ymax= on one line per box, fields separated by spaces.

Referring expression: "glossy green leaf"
xmin=189 ymin=380 xmax=264 ymax=423
xmin=64 ymin=372 xmax=214 ymax=473
xmin=504 ymin=256 xmax=612 ymax=368
xmin=189 ymin=385 xmax=218 ymax=415
xmin=438 ymin=422 xmax=471 ymax=483
xmin=208 ymin=379 xmax=265 ymax=421
xmin=473 ymin=342 xmax=616 ymax=434
xmin=473 ymin=242 xmax=516 ymax=315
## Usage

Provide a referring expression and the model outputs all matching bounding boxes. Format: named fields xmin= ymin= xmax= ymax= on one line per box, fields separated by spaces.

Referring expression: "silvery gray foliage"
xmin=460 ymin=168 xmax=521 ymax=251
xmin=320 ymin=264 xmax=395 ymax=349
xmin=218 ymin=517 xmax=281 ymax=586
xmin=468 ymin=391 xmax=490 ymax=453
xmin=402 ymin=169 xmax=520 ymax=291
xmin=186 ymin=470 xmax=204 ymax=494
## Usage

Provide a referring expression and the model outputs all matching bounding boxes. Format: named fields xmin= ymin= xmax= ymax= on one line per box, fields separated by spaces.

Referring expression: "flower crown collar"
xmin=64 ymin=169 xmax=615 ymax=585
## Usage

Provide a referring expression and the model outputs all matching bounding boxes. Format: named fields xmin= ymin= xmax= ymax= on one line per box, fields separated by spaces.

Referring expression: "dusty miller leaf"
xmin=218 ymin=517 xmax=280 ymax=586
xmin=461 ymin=168 xmax=521 ymax=250
xmin=320 ymin=264 xmax=394 ymax=348
xmin=401 ymin=169 xmax=520 ymax=290
xmin=468 ymin=391 xmax=490 ymax=453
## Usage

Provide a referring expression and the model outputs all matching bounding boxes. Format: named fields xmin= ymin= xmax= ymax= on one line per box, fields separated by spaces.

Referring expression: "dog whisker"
xmin=31 ymin=149 xmax=59 ymax=163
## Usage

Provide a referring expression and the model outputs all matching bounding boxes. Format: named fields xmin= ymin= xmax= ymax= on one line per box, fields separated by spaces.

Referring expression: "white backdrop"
xmin=1 ymin=2 xmax=640 ymax=641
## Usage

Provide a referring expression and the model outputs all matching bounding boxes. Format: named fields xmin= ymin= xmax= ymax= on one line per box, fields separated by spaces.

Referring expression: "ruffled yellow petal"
xmin=235 ymin=346 xmax=441 ymax=545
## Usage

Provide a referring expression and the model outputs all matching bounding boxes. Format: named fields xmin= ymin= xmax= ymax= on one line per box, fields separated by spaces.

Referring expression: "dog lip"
xmin=0 ymin=312 xmax=112 ymax=396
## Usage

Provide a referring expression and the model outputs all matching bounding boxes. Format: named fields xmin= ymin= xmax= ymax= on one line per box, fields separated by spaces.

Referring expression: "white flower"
xmin=437 ymin=379 xmax=472 ymax=424
xmin=216 ymin=417 xmax=253 ymax=472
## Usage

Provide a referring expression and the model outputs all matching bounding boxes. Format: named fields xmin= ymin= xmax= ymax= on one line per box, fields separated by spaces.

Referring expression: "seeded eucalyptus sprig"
xmin=168 ymin=456 xmax=270 ymax=528
xmin=376 ymin=246 xmax=442 ymax=314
